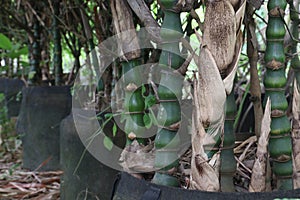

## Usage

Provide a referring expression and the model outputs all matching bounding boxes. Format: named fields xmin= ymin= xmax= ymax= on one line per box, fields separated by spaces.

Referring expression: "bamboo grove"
xmin=2 ymin=0 xmax=300 ymax=193
xmin=110 ymin=0 xmax=300 ymax=192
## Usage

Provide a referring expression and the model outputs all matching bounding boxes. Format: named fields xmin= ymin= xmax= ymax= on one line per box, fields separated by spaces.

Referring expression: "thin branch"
xmin=279 ymin=7 xmax=300 ymax=43
xmin=24 ymin=1 xmax=46 ymax=27
xmin=254 ymin=12 xmax=267 ymax=25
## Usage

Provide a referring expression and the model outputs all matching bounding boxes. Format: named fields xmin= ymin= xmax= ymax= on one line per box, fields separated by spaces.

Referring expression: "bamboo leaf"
xmin=113 ymin=123 xmax=117 ymax=137
xmin=145 ymin=94 xmax=156 ymax=108
xmin=143 ymin=114 xmax=152 ymax=129
xmin=105 ymin=113 xmax=114 ymax=119
xmin=103 ymin=136 xmax=113 ymax=151
xmin=28 ymin=71 xmax=36 ymax=80
xmin=149 ymin=108 xmax=158 ymax=126
xmin=18 ymin=46 xmax=29 ymax=55
xmin=20 ymin=61 xmax=30 ymax=67
xmin=0 ymin=33 xmax=12 ymax=50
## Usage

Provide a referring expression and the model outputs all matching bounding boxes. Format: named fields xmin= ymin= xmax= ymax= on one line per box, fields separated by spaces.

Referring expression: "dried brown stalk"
xmin=292 ymin=81 xmax=300 ymax=188
xmin=249 ymin=98 xmax=271 ymax=192
xmin=110 ymin=0 xmax=141 ymax=61
xmin=246 ymin=5 xmax=263 ymax=138
xmin=189 ymin=80 xmax=220 ymax=191
xmin=126 ymin=0 xmax=161 ymax=43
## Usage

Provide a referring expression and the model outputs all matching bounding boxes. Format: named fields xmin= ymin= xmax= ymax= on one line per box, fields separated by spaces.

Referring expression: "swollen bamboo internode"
xmin=264 ymin=0 xmax=293 ymax=190
xmin=152 ymin=0 xmax=185 ymax=187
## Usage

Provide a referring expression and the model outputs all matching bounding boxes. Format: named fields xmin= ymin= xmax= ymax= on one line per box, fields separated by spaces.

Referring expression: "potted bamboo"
xmin=111 ymin=0 xmax=300 ymax=198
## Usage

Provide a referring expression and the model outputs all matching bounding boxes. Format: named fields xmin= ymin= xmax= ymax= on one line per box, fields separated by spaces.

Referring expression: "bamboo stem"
xmin=264 ymin=0 xmax=293 ymax=190
xmin=152 ymin=0 xmax=185 ymax=186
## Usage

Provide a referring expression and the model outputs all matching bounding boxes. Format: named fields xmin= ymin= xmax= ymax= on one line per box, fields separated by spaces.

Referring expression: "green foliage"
xmin=0 ymin=33 xmax=28 ymax=59
xmin=0 ymin=34 xmax=13 ymax=50
xmin=0 ymin=93 xmax=21 ymax=154
xmin=103 ymin=136 xmax=113 ymax=151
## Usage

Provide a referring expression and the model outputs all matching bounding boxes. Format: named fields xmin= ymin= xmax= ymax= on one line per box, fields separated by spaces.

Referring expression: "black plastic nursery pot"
xmin=111 ymin=172 xmax=300 ymax=200
xmin=16 ymin=86 xmax=71 ymax=171
xmin=0 ymin=77 xmax=25 ymax=118
xmin=60 ymin=109 xmax=125 ymax=200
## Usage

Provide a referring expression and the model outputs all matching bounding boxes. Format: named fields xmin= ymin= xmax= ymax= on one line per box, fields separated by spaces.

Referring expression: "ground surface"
xmin=0 ymin=119 xmax=258 ymax=200
xmin=0 ymin=118 xmax=61 ymax=200
xmin=0 ymin=147 xmax=61 ymax=200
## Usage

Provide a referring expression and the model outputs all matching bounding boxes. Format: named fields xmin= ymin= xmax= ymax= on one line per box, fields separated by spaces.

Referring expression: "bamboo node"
xmin=128 ymin=132 xmax=137 ymax=140
xmin=271 ymin=110 xmax=286 ymax=117
xmin=157 ymin=124 xmax=180 ymax=131
xmin=269 ymin=8 xmax=285 ymax=17
xmin=273 ymin=154 xmax=292 ymax=162
xmin=266 ymin=59 xmax=284 ymax=70
xmin=123 ymin=111 xmax=145 ymax=115
xmin=158 ymin=99 xmax=178 ymax=103
xmin=270 ymin=133 xmax=291 ymax=139
xmin=125 ymin=83 xmax=138 ymax=92
xmin=264 ymin=88 xmax=285 ymax=92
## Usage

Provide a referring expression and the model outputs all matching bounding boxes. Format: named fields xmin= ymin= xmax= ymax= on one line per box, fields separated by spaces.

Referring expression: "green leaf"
xmin=0 ymin=33 xmax=12 ymax=50
xmin=143 ymin=113 xmax=152 ymax=129
xmin=28 ymin=71 xmax=36 ymax=80
xmin=149 ymin=108 xmax=158 ymax=126
xmin=12 ymin=43 xmax=20 ymax=51
xmin=19 ymin=61 xmax=30 ymax=67
xmin=105 ymin=113 xmax=113 ymax=119
xmin=18 ymin=46 xmax=29 ymax=55
xmin=0 ymin=93 xmax=5 ymax=102
xmin=142 ymin=85 xmax=147 ymax=97
xmin=113 ymin=123 xmax=117 ymax=137
xmin=103 ymin=136 xmax=113 ymax=151
xmin=145 ymin=94 xmax=156 ymax=108
xmin=0 ymin=66 xmax=9 ymax=72
xmin=7 ymin=51 xmax=18 ymax=59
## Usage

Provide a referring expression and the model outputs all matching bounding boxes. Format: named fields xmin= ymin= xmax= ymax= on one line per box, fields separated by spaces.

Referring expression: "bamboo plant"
xmin=288 ymin=0 xmax=300 ymax=188
xmin=151 ymin=0 xmax=185 ymax=187
xmin=289 ymin=0 xmax=300 ymax=85
xmin=110 ymin=0 xmax=145 ymax=146
xmin=190 ymin=0 xmax=245 ymax=191
xmin=220 ymin=91 xmax=237 ymax=191
xmin=264 ymin=0 xmax=293 ymax=190
xmin=29 ymin=17 xmax=42 ymax=85
xmin=52 ymin=0 xmax=62 ymax=86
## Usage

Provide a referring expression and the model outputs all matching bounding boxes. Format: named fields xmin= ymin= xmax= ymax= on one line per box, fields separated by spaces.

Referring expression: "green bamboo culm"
xmin=288 ymin=0 xmax=300 ymax=85
xmin=264 ymin=0 xmax=293 ymax=190
xmin=110 ymin=0 xmax=146 ymax=145
xmin=52 ymin=0 xmax=62 ymax=86
xmin=220 ymin=91 xmax=237 ymax=192
xmin=29 ymin=17 xmax=42 ymax=85
xmin=122 ymin=59 xmax=146 ymax=145
xmin=152 ymin=0 xmax=185 ymax=187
